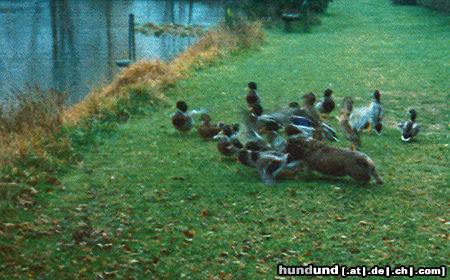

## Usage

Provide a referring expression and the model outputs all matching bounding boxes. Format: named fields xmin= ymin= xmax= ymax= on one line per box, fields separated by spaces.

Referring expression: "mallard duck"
xmin=237 ymin=109 xmax=269 ymax=151
xmin=398 ymin=109 xmax=421 ymax=142
xmin=223 ymin=124 xmax=243 ymax=148
xmin=339 ymin=97 xmax=361 ymax=150
xmin=266 ymin=130 xmax=287 ymax=152
xmin=350 ymin=90 xmax=384 ymax=135
xmin=213 ymin=125 xmax=243 ymax=160
xmin=197 ymin=113 xmax=223 ymax=139
xmin=237 ymin=150 xmax=299 ymax=185
xmin=284 ymin=116 xmax=316 ymax=138
xmin=171 ymin=101 xmax=203 ymax=132
xmin=249 ymin=104 xmax=283 ymax=133
xmin=246 ymin=82 xmax=260 ymax=108
xmin=268 ymin=102 xmax=306 ymax=126
xmin=316 ymin=89 xmax=335 ymax=119
xmin=301 ymin=92 xmax=321 ymax=127
xmin=300 ymin=92 xmax=339 ymax=142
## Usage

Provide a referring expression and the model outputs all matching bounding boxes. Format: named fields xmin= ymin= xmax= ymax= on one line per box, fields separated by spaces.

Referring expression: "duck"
xmin=249 ymin=104 xmax=283 ymax=133
xmin=213 ymin=125 xmax=243 ymax=160
xmin=237 ymin=109 xmax=270 ymax=151
xmin=246 ymin=82 xmax=260 ymax=108
xmin=316 ymin=89 xmax=335 ymax=119
xmin=265 ymin=127 xmax=287 ymax=152
xmin=350 ymin=90 xmax=384 ymax=135
xmin=369 ymin=90 xmax=384 ymax=135
xmin=269 ymin=102 xmax=306 ymax=126
xmin=300 ymin=92 xmax=339 ymax=142
xmin=301 ymin=92 xmax=322 ymax=127
xmin=171 ymin=101 xmax=203 ymax=132
xmin=339 ymin=97 xmax=361 ymax=150
xmin=284 ymin=116 xmax=316 ymax=138
xmin=237 ymin=150 xmax=299 ymax=185
xmin=197 ymin=113 xmax=223 ymax=139
xmin=398 ymin=109 xmax=421 ymax=142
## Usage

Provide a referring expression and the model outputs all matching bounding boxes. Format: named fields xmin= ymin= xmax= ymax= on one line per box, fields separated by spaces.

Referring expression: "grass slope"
xmin=2 ymin=0 xmax=448 ymax=279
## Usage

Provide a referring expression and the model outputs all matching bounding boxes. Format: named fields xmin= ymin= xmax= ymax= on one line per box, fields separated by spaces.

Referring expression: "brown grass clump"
xmin=0 ymin=19 xmax=265 ymax=188
xmin=0 ymin=87 xmax=71 ymax=186
xmin=172 ymin=21 xmax=266 ymax=75
xmin=64 ymin=61 xmax=172 ymax=124
xmin=66 ymin=20 xmax=265 ymax=124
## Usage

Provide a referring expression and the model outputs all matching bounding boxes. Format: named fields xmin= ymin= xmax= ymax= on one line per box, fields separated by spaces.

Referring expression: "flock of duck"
xmin=171 ymin=82 xmax=421 ymax=185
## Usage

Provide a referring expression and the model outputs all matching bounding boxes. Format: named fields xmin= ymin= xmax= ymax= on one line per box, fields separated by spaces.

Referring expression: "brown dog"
xmin=285 ymin=134 xmax=383 ymax=185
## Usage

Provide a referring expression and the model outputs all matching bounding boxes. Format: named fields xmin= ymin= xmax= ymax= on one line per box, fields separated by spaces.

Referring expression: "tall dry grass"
xmin=0 ymin=86 xmax=71 ymax=186
xmin=0 ymin=20 xmax=265 ymax=189
xmin=65 ymin=21 xmax=265 ymax=124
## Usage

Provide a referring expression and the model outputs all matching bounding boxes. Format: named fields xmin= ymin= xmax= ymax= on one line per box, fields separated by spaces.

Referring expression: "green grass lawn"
xmin=1 ymin=0 xmax=449 ymax=279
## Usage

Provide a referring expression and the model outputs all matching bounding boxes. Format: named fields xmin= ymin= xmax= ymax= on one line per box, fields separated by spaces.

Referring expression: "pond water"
xmin=0 ymin=0 xmax=226 ymax=104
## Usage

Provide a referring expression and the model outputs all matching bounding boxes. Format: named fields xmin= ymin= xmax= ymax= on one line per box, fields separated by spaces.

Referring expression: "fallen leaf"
xmin=182 ymin=229 xmax=196 ymax=238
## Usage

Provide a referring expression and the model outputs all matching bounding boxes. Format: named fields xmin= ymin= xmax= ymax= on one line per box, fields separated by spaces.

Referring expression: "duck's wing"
xmin=186 ymin=108 xmax=206 ymax=117
xmin=286 ymin=123 xmax=315 ymax=138
xmin=216 ymin=137 xmax=241 ymax=156
xmin=350 ymin=106 xmax=371 ymax=132
xmin=286 ymin=116 xmax=316 ymax=137
xmin=315 ymin=98 xmax=325 ymax=113
xmin=258 ymin=153 xmax=289 ymax=185
xmin=321 ymin=122 xmax=339 ymax=142
xmin=237 ymin=108 xmax=269 ymax=149
xmin=400 ymin=120 xmax=414 ymax=141
xmin=229 ymin=135 xmax=244 ymax=149
xmin=269 ymin=106 xmax=295 ymax=125
xmin=369 ymin=102 xmax=384 ymax=125
xmin=237 ymin=122 xmax=268 ymax=149
xmin=172 ymin=111 xmax=192 ymax=130
xmin=412 ymin=123 xmax=421 ymax=137
xmin=401 ymin=121 xmax=421 ymax=141
xmin=267 ymin=131 xmax=287 ymax=152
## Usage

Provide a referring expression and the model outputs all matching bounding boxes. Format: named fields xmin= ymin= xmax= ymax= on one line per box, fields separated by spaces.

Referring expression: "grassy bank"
xmin=1 ymin=0 xmax=449 ymax=279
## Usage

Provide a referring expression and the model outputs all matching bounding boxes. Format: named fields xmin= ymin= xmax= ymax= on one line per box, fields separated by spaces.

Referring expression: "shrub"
xmin=0 ymin=87 xmax=71 ymax=187
xmin=391 ymin=0 xmax=417 ymax=5
xmin=417 ymin=0 xmax=450 ymax=12
xmin=239 ymin=0 xmax=333 ymax=19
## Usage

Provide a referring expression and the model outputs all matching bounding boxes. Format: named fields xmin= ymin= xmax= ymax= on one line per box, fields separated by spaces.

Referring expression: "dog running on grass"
xmin=285 ymin=134 xmax=383 ymax=185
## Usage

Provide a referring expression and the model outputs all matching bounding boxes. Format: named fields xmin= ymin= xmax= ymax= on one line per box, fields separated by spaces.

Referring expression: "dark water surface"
xmin=0 ymin=0 xmax=225 ymax=104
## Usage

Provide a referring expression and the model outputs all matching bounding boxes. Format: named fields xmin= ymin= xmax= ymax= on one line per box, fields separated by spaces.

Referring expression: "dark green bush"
xmin=391 ymin=0 xmax=417 ymax=5
xmin=239 ymin=0 xmax=333 ymax=19
xmin=417 ymin=0 xmax=450 ymax=12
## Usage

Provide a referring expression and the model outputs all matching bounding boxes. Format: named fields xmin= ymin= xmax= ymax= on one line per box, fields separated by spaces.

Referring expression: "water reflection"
xmin=0 ymin=0 xmax=225 ymax=104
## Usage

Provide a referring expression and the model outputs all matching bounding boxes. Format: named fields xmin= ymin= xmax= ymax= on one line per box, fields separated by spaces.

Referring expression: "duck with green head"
xmin=246 ymin=82 xmax=260 ymax=108
xmin=213 ymin=125 xmax=243 ymax=160
xmin=171 ymin=100 xmax=204 ymax=133
xmin=398 ymin=109 xmax=420 ymax=142
xmin=301 ymin=92 xmax=339 ymax=142
xmin=316 ymin=89 xmax=335 ymax=120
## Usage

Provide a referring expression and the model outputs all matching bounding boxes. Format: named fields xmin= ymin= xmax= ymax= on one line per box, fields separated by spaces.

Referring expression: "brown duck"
xmin=246 ymin=82 xmax=260 ymax=108
xmin=339 ymin=97 xmax=361 ymax=150
xmin=197 ymin=113 xmax=223 ymax=139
